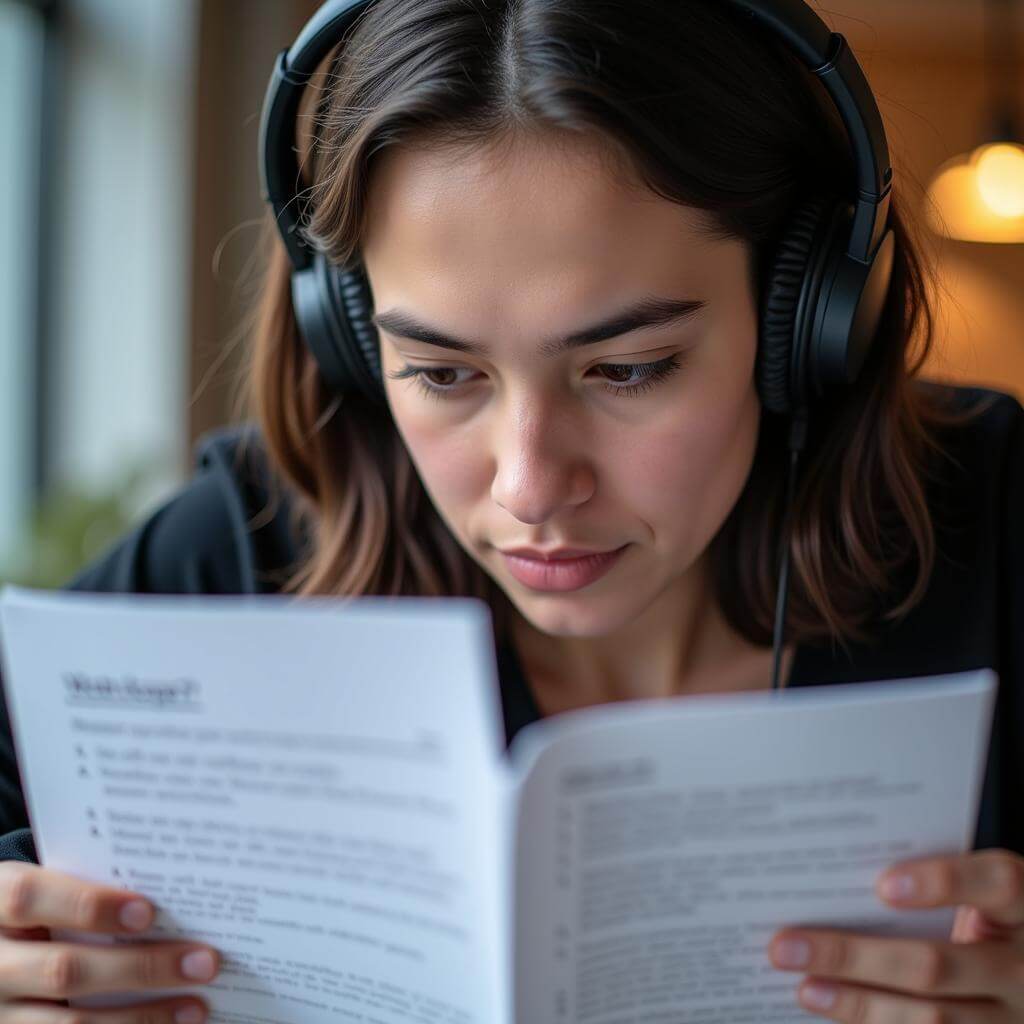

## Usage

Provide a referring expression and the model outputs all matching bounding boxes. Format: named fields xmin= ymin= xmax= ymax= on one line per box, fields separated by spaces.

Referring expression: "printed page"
xmin=0 ymin=587 xmax=512 ymax=1024
xmin=509 ymin=670 xmax=996 ymax=1023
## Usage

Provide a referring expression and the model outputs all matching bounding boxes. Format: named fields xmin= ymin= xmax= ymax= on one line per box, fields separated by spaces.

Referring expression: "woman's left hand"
xmin=766 ymin=848 xmax=1024 ymax=1020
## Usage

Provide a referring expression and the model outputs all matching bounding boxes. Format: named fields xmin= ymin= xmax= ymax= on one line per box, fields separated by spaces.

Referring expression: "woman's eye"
xmin=384 ymin=353 xmax=684 ymax=401
xmin=425 ymin=367 xmax=471 ymax=389
xmin=385 ymin=364 xmax=478 ymax=401
xmin=594 ymin=355 xmax=684 ymax=395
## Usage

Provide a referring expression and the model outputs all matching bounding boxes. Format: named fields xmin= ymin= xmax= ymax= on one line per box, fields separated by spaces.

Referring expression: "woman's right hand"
xmin=0 ymin=861 xmax=220 ymax=1023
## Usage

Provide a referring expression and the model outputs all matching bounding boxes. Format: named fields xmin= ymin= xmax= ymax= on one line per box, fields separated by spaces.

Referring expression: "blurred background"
xmin=0 ymin=0 xmax=1022 ymax=588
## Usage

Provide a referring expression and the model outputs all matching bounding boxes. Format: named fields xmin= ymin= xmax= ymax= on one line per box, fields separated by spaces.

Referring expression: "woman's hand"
xmin=766 ymin=848 xmax=1024 ymax=1020
xmin=0 ymin=860 xmax=220 ymax=1023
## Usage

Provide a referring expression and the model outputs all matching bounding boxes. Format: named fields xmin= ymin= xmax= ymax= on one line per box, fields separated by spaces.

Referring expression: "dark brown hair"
xmin=237 ymin=0 xmax=988 ymax=655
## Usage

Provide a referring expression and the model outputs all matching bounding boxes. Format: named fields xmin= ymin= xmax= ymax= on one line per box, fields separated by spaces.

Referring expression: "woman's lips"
xmin=500 ymin=545 xmax=629 ymax=592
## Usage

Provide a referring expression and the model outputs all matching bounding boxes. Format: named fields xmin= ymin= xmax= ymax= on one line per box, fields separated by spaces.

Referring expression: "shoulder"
xmin=911 ymin=380 xmax=1022 ymax=528
xmin=915 ymin=378 xmax=1023 ymax=452
xmin=864 ymin=380 xmax=1022 ymax=669
xmin=909 ymin=383 xmax=1024 ymax=856
xmin=67 ymin=423 xmax=307 ymax=596
xmin=902 ymin=381 xmax=1023 ymax=587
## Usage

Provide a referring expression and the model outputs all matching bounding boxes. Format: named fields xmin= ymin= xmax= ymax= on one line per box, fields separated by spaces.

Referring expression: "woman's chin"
xmin=503 ymin=587 xmax=639 ymax=639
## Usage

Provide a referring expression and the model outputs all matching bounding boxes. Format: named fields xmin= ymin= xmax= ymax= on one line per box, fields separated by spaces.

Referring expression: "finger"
xmin=0 ymin=863 xmax=156 ymax=934
xmin=0 ymin=940 xmax=220 ymax=999
xmin=0 ymin=996 xmax=207 ymax=1024
xmin=876 ymin=849 xmax=1024 ymax=928
xmin=951 ymin=904 xmax=983 ymax=943
xmin=793 ymin=976 xmax=1008 ymax=1022
xmin=768 ymin=929 xmax=1024 ymax=1000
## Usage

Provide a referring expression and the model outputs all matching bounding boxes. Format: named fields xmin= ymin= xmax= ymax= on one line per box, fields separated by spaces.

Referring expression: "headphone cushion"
xmin=314 ymin=254 xmax=386 ymax=402
xmin=292 ymin=263 xmax=354 ymax=398
xmin=336 ymin=262 xmax=383 ymax=387
xmin=757 ymin=196 xmax=829 ymax=416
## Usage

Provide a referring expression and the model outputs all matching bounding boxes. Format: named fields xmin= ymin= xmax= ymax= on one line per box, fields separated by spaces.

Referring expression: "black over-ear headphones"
xmin=258 ymin=0 xmax=897 ymax=690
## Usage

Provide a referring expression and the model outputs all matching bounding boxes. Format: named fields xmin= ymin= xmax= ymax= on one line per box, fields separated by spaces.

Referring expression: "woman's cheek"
xmin=613 ymin=384 xmax=759 ymax=541
xmin=393 ymin=404 xmax=488 ymax=510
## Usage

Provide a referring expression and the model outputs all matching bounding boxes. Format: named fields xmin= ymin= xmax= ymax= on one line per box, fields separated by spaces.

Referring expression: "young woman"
xmin=1 ymin=1 xmax=1022 ymax=1022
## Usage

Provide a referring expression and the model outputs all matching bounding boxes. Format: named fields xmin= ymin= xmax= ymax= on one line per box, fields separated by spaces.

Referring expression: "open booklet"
xmin=0 ymin=585 xmax=997 ymax=1024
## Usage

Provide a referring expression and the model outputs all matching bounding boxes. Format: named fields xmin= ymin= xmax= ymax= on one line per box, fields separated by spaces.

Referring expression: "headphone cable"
xmin=770 ymin=407 xmax=809 ymax=692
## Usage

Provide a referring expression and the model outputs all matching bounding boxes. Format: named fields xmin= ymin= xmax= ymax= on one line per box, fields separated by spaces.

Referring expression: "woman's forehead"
xmin=363 ymin=135 xmax=721 ymax=255
xmin=361 ymin=138 xmax=738 ymax=325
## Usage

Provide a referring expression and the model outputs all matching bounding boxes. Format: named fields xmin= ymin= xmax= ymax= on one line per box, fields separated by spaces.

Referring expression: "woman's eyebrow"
xmin=370 ymin=296 xmax=706 ymax=357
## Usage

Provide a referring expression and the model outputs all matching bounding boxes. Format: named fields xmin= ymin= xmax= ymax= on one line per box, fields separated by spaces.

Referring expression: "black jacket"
xmin=0 ymin=382 xmax=1021 ymax=863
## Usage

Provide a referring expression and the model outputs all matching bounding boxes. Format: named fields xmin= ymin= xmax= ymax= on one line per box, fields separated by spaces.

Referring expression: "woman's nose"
xmin=489 ymin=401 xmax=594 ymax=524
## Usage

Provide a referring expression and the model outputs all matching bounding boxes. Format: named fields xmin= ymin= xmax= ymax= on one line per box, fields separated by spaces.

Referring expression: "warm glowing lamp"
xmin=925 ymin=0 xmax=1024 ymax=243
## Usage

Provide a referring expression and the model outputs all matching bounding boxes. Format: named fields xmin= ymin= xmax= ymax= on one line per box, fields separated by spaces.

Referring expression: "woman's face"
xmin=362 ymin=133 xmax=762 ymax=639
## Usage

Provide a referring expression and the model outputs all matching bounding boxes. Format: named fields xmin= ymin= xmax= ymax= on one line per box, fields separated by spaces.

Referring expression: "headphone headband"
xmin=260 ymin=0 xmax=892 ymax=272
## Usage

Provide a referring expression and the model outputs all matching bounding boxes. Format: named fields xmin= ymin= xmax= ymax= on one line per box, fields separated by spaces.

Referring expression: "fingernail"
xmin=175 ymin=1005 xmax=204 ymax=1024
xmin=772 ymin=937 xmax=811 ymax=968
xmin=118 ymin=899 xmax=153 ymax=930
xmin=880 ymin=873 xmax=917 ymax=900
xmin=181 ymin=950 xmax=216 ymax=980
xmin=801 ymin=981 xmax=837 ymax=1010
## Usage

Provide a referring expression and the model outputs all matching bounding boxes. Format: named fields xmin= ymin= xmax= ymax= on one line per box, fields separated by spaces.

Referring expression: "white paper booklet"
xmin=0 ymin=586 xmax=997 ymax=1024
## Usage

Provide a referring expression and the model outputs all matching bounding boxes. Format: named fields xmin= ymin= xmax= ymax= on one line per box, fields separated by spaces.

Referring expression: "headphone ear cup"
xmin=331 ymin=260 xmax=383 ymax=390
xmin=292 ymin=251 xmax=386 ymax=404
xmin=756 ymin=196 xmax=830 ymax=417
xmin=292 ymin=258 xmax=355 ymax=398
